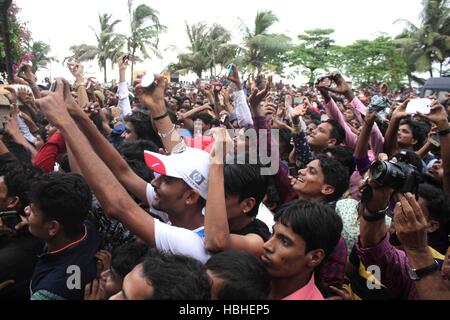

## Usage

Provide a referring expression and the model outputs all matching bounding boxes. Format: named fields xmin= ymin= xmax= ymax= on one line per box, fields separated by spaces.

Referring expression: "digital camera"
xmin=369 ymin=151 xmax=422 ymax=193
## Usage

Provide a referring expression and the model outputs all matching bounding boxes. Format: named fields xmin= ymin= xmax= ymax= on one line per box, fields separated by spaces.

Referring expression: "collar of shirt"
xmin=282 ymin=274 xmax=324 ymax=301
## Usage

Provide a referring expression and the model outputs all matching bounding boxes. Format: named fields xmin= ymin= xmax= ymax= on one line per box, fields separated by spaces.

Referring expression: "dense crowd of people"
xmin=0 ymin=54 xmax=449 ymax=300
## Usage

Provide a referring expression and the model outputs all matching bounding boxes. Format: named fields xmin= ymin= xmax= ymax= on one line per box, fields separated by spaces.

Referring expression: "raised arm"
xmin=394 ymin=193 xmax=450 ymax=300
xmin=383 ymin=100 xmax=409 ymax=157
xmin=68 ymin=62 xmax=89 ymax=107
xmin=36 ymin=78 xmax=156 ymax=247
xmin=228 ymin=65 xmax=253 ymax=127
xmin=316 ymin=76 xmax=357 ymax=148
xmin=138 ymin=75 xmax=185 ymax=153
xmin=417 ymin=103 xmax=450 ymax=194
xmin=17 ymin=65 xmax=41 ymax=99
xmin=291 ymin=105 xmax=314 ymax=168
xmin=67 ymin=96 xmax=149 ymax=206
xmin=204 ymin=129 xmax=265 ymax=257
xmin=116 ymin=55 xmax=132 ymax=120
xmin=354 ymin=111 xmax=377 ymax=160
xmin=349 ymin=97 xmax=385 ymax=155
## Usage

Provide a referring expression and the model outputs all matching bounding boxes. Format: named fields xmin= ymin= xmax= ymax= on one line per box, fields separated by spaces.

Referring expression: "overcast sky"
xmin=16 ymin=0 xmax=423 ymax=83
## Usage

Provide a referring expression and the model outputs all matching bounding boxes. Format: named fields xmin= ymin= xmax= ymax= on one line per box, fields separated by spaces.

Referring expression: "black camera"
xmin=369 ymin=152 xmax=422 ymax=193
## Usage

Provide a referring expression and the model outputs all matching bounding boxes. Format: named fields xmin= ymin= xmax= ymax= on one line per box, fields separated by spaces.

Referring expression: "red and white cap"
xmin=144 ymin=147 xmax=210 ymax=200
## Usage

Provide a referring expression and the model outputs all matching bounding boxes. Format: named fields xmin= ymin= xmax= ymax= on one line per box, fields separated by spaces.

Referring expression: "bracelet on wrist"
xmin=153 ymin=112 xmax=169 ymax=122
xmin=438 ymin=127 xmax=450 ymax=137
xmin=158 ymin=125 xmax=176 ymax=139
xmin=359 ymin=202 xmax=388 ymax=222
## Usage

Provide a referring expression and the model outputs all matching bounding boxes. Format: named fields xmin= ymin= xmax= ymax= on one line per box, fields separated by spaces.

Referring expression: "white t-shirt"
xmin=147 ymin=183 xmax=211 ymax=263
xmin=154 ymin=220 xmax=211 ymax=264
xmin=256 ymin=203 xmax=275 ymax=230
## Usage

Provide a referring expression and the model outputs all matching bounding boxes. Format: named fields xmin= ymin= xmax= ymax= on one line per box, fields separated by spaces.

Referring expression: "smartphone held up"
xmin=406 ymin=98 xmax=432 ymax=115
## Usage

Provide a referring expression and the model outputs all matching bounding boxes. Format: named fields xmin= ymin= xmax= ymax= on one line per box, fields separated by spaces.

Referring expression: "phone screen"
xmin=406 ymin=98 xmax=432 ymax=115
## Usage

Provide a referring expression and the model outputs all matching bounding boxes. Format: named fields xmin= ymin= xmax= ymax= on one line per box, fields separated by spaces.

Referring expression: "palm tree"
xmin=204 ymin=24 xmax=237 ymax=76
xmin=395 ymin=0 xmax=450 ymax=77
xmin=174 ymin=22 xmax=209 ymax=79
xmin=64 ymin=13 xmax=124 ymax=83
xmin=28 ymin=41 xmax=57 ymax=73
xmin=239 ymin=10 xmax=291 ymax=76
xmin=92 ymin=13 xmax=124 ymax=83
xmin=64 ymin=44 xmax=98 ymax=64
xmin=173 ymin=22 xmax=238 ymax=79
xmin=127 ymin=0 xmax=166 ymax=81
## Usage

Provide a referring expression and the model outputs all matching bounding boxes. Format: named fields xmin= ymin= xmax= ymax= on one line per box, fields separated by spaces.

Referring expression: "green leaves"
xmin=173 ymin=22 xmax=235 ymax=78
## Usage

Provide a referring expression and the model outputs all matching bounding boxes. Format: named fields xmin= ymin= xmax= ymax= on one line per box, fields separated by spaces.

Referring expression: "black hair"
xmin=325 ymin=119 xmax=346 ymax=146
xmin=279 ymin=128 xmax=294 ymax=154
xmin=399 ymin=117 xmax=426 ymax=151
xmin=306 ymin=109 xmax=321 ymax=123
xmin=118 ymin=140 xmax=159 ymax=163
xmin=192 ymin=113 xmax=214 ymax=126
xmin=1 ymin=136 xmax=32 ymax=164
xmin=124 ymin=112 xmax=163 ymax=148
xmin=275 ymin=200 xmax=343 ymax=256
xmin=127 ymin=159 xmax=155 ymax=182
xmin=224 ymin=164 xmax=269 ymax=217
xmin=29 ymin=173 xmax=92 ymax=238
xmin=317 ymin=155 xmax=350 ymax=202
xmin=0 ymin=162 xmax=43 ymax=214
xmin=141 ymin=250 xmax=211 ymax=300
xmin=417 ymin=183 xmax=450 ymax=224
xmin=111 ymin=241 xmax=150 ymax=278
xmin=374 ymin=116 xmax=388 ymax=136
xmin=322 ymin=146 xmax=356 ymax=176
xmin=206 ymin=251 xmax=270 ymax=300
xmin=265 ymin=176 xmax=281 ymax=208
xmin=57 ymin=153 xmax=71 ymax=173
xmin=167 ymin=109 xmax=178 ymax=124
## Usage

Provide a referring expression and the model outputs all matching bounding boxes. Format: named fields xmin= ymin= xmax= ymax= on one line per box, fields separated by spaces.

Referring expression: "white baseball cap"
xmin=144 ymin=147 xmax=210 ymax=200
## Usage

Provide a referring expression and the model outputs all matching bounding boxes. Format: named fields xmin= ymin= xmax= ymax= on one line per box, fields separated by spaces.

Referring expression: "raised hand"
xmin=35 ymin=78 xmax=72 ymax=127
xmin=227 ymin=64 xmax=242 ymax=90
xmin=67 ymin=61 xmax=84 ymax=79
xmin=392 ymin=99 xmax=410 ymax=120
xmin=249 ymin=75 xmax=272 ymax=110
xmin=117 ymin=54 xmax=129 ymax=72
xmin=17 ymin=87 xmax=34 ymax=106
xmin=95 ymin=250 xmax=112 ymax=275
xmin=210 ymin=127 xmax=234 ymax=164
xmin=3 ymin=86 xmax=18 ymax=105
xmin=136 ymin=74 xmax=167 ymax=113
xmin=393 ymin=193 xmax=428 ymax=252
xmin=417 ymin=103 xmax=449 ymax=130
xmin=291 ymin=105 xmax=308 ymax=119
xmin=18 ymin=64 xmax=37 ymax=84
xmin=316 ymin=74 xmax=353 ymax=101
xmin=84 ymin=279 xmax=105 ymax=301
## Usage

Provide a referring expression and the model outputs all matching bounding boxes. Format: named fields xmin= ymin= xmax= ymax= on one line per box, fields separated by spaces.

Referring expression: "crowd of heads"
xmin=0 ymin=55 xmax=449 ymax=301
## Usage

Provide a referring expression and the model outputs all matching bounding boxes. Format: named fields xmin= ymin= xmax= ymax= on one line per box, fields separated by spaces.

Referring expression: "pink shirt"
xmin=325 ymin=97 xmax=385 ymax=156
xmin=282 ymin=274 xmax=324 ymax=300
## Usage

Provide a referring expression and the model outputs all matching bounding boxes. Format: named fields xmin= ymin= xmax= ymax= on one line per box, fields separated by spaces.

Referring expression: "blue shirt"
xmin=30 ymin=221 xmax=102 ymax=300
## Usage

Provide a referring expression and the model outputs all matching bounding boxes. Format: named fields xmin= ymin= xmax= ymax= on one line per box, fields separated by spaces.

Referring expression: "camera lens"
xmin=370 ymin=161 xmax=387 ymax=182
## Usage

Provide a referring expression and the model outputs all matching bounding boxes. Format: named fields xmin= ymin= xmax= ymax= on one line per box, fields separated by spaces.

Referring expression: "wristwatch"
xmin=408 ymin=260 xmax=440 ymax=281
